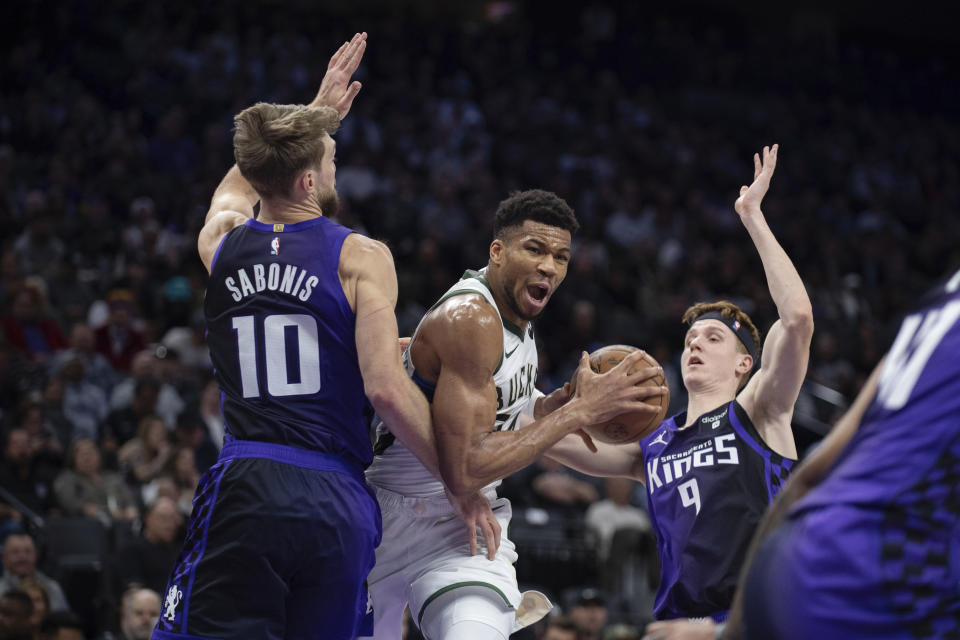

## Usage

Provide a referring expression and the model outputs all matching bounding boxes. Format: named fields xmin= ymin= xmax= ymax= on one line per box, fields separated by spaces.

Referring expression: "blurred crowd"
xmin=1 ymin=1 xmax=958 ymax=637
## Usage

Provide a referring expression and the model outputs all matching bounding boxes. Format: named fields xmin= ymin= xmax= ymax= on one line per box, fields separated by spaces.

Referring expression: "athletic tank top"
xmin=365 ymin=268 xmax=540 ymax=497
xmin=204 ymin=217 xmax=370 ymax=468
xmin=641 ymin=400 xmax=796 ymax=619
xmin=789 ymin=269 xmax=960 ymax=624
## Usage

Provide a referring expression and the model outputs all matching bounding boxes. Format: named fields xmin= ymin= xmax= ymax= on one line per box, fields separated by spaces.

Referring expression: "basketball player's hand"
xmin=642 ymin=618 xmax=715 ymax=640
xmin=570 ymin=350 xmax=666 ymax=426
xmin=311 ymin=32 xmax=367 ymax=119
xmin=537 ymin=382 xmax=572 ymax=417
xmin=574 ymin=429 xmax=597 ymax=452
xmin=734 ymin=143 xmax=777 ymax=217
xmin=534 ymin=383 xmax=598 ymax=451
xmin=445 ymin=488 xmax=502 ymax=561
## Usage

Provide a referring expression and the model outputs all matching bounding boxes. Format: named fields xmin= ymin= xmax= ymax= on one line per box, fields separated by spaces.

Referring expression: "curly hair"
xmin=493 ymin=189 xmax=579 ymax=239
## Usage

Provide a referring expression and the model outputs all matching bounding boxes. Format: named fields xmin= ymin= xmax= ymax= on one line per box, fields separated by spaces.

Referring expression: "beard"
xmin=502 ymin=282 xmax=539 ymax=322
xmin=314 ymin=186 xmax=340 ymax=218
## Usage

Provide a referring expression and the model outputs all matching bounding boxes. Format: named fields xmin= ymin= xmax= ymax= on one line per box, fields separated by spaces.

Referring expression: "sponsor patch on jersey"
xmin=701 ymin=407 xmax=728 ymax=423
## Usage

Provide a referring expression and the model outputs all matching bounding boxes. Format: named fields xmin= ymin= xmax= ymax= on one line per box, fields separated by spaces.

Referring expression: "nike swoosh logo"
xmin=505 ymin=345 xmax=519 ymax=358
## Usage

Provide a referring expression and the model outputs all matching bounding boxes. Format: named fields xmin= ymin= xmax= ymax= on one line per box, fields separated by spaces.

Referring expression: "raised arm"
xmin=424 ymin=297 xmax=665 ymax=497
xmin=736 ymin=145 xmax=814 ymax=453
xmin=197 ymin=33 xmax=368 ymax=272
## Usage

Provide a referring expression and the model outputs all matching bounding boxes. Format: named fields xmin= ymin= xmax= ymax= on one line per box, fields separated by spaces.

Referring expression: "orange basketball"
xmin=582 ymin=344 xmax=670 ymax=444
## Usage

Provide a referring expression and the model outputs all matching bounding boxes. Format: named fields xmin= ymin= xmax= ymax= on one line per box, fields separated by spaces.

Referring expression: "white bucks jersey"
xmin=365 ymin=269 xmax=540 ymax=497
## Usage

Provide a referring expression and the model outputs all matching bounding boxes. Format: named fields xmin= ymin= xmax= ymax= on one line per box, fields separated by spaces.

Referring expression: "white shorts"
xmin=363 ymin=485 xmax=550 ymax=640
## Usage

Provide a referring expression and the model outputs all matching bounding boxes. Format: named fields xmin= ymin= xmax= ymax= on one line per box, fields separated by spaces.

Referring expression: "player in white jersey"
xmin=362 ymin=189 xmax=667 ymax=640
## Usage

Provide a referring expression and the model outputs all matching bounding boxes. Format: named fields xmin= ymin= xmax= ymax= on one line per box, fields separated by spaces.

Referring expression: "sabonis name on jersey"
xmin=224 ymin=263 xmax=320 ymax=303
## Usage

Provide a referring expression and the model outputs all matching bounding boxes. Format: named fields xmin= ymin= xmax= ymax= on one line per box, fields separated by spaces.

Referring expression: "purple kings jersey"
xmin=204 ymin=217 xmax=371 ymax=468
xmin=780 ymin=268 xmax=960 ymax=636
xmin=641 ymin=401 xmax=795 ymax=619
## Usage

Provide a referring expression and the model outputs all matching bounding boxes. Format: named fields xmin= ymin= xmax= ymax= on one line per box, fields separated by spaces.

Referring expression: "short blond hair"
xmin=233 ymin=103 xmax=340 ymax=199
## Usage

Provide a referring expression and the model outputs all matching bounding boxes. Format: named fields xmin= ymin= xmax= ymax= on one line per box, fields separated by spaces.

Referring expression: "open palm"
xmin=735 ymin=144 xmax=778 ymax=216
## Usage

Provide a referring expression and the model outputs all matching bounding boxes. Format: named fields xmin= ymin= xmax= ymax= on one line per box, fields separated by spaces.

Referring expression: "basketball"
xmin=582 ymin=344 xmax=670 ymax=444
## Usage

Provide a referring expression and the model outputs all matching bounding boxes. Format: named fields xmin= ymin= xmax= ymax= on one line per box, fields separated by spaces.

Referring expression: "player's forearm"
xmin=367 ymin=379 xmax=442 ymax=478
xmin=741 ymin=212 xmax=813 ymax=328
xmin=444 ymin=398 xmax=599 ymax=495
xmin=205 ymin=164 xmax=260 ymax=224
xmin=546 ymin=435 xmax=643 ymax=481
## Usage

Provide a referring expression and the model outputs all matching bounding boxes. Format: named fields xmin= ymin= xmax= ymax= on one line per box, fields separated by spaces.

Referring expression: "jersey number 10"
xmin=232 ymin=314 xmax=322 ymax=398
xmin=878 ymin=300 xmax=960 ymax=410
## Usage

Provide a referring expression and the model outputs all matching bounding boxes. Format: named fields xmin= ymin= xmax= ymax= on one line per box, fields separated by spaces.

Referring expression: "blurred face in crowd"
xmin=0 ymin=594 xmax=33 ymax=639
xmin=21 ymin=406 xmax=46 ymax=437
xmin=72 ymin=439 xmax=101 ymax=477
xmin=4 ymin=429 xmax=31 ymax=465
xmin=172 ymin=448 xmax=196 ymax=482
xmin=144 ymin=497 xmax=181 ymax=545
xmin=11 ymin=288 xmax=40 ymax=321
xmin=1 ymin=535 xmax=38 ymax=578
xmin=70 ymin=324 xmax=95 ymax=353
xmin=108 ymin=299 xmax=134 ymax=328
xmin=131 ymin=351 xmax=159 ymax=378
xmin=569 ymin=601 xmax=607 ymax=637
xmin=43 ymin=378 xmax=64 ymax=405
xmin=152 ymin=476 xmax=179 ymax=503
xmin=121 ymin=589 xmax=161 ymax=640
xmin=132 ymin=382 xmax=159 ymax=414
xmin=143 ymin=418 xmax=168 ymax=451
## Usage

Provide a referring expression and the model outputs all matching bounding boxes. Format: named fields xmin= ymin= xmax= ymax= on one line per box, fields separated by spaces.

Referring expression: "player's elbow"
xmin=365 ymin=381 xmax=403 ymax=419
xmin=782 ymin=303 xmax=814 ymax=338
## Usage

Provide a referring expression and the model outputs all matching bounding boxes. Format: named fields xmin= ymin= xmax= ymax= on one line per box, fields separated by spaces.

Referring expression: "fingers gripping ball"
xmin=584 ymin=345 xmax=670 ymax=443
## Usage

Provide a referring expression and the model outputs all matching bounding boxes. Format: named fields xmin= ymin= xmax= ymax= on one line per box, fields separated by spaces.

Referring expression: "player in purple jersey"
xmin=542 ymin=145 xmax=814 ymax=636
xmin=152 ymin=34 xmax=497 ymax=640
xmin=710 ymin=268 xmax=960 ymax=640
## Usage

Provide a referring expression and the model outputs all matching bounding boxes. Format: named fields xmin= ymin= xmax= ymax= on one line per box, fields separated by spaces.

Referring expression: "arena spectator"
xmin=52 ymin=439 xmax=138 ymax=523
xmin=0 ymin=534 xmax=69 ymax=612
xmin=112 ymin=498 xmax=182 ymax=598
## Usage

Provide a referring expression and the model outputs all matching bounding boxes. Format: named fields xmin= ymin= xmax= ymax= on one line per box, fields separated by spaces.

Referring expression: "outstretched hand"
xmin=446 ymin=488 xmax=502 ymax=561
xmin=734 ymin=143 xmax=778 ymax=217
xmin=311 ymin=32 xmax=367 ymax=119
